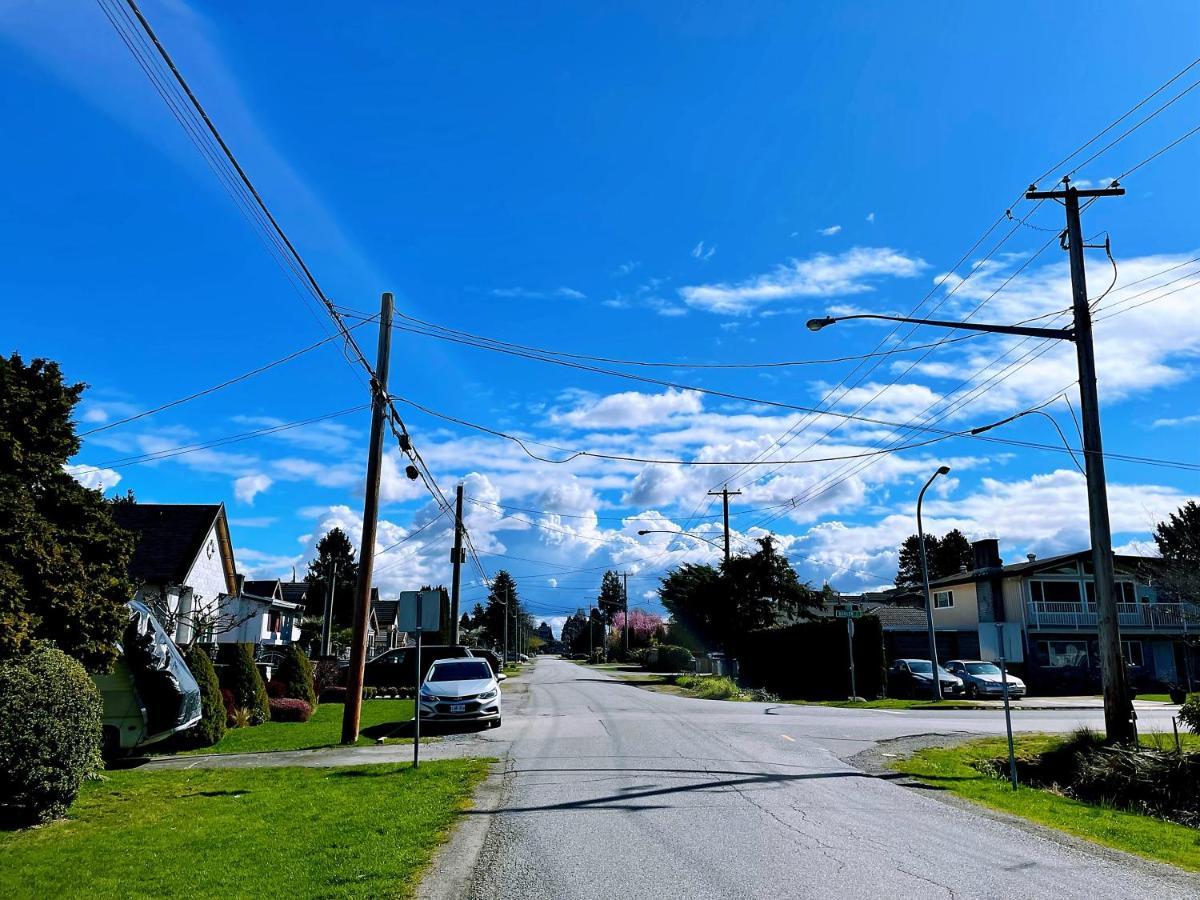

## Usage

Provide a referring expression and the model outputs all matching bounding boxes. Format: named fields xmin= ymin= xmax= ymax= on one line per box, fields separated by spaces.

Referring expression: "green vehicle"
xmin=93 ymin=599 xmax=202 ymax=758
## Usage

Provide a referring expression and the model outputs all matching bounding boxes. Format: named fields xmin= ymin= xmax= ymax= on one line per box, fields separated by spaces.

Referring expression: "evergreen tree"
xmin=304 ymin=528 xmax=360 ymax=626
xmin=895 ymin=529 xmax=974 ymax=590
xmin=597 ymin=570 xmax=625 ymax=623
xmin=181 ymin=645 xmax=225 ymax=747
xmin=482 ymin=570 xmax=519 ymax=647
xmin=220 ymin=644 xmax=269 ymax=724
xmin=560 ymin=609 xmax=587 ymax=649
xmin=1152 ymin=501 xmax=1200 ymax=601
xmin=0 ymin=354 xmax=136 ymax=671
xmin=276 ymin=644 xmax=317 ymax=707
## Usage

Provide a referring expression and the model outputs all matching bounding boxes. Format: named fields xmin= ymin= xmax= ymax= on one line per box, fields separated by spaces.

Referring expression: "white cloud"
xmin=234 ymin=473 xmax=273 ymax=505
xmin=679 ymin=247 xmax=927 ymax=315
xmin=552 ymin=389 xmax=703 ymax=429
xmin=64 ymin=463 xmax=121 ymax=492
xmin=818 ymin=225 xmax=842 ymax=236
xmin=1152 ymin=414 xmax=1200 ymax=428
xmin=865 ymin=212 xmax=875 ymax=224
xmin=612 ymin=261 xmax=639 ymax=276
xmin=491 ymin=286 xmax=586 ymax=300
xmin=691 ymin=241 xmax=716 ymax=262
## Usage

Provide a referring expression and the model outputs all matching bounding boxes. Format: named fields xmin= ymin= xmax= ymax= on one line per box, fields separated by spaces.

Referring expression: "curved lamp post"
xmin=918 ymin=466 xmax=952 ymax=702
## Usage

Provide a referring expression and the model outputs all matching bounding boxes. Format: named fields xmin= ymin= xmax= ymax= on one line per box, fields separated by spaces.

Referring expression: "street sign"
xmin=398 ymin=590 xmax=442 ymax=632
xmin=833 ymin=603 xmax=863 ymax=619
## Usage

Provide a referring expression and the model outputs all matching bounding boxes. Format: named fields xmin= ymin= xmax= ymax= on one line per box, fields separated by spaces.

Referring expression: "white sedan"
xmin=418 ymin=657 xmax=505 ymax=727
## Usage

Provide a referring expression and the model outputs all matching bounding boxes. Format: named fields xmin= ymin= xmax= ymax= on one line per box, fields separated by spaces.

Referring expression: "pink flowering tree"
xmin=610 ymin=609 xmax=665 ymax=648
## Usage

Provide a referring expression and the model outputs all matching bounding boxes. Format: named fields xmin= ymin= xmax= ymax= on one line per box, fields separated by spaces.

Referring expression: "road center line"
xmin=780 ymin=734 xmax=795 ymax=742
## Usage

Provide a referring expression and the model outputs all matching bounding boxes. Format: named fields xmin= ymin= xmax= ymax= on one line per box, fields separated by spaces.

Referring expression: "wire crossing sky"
xmin=2 ymin=1 xmax=1198 ymax=632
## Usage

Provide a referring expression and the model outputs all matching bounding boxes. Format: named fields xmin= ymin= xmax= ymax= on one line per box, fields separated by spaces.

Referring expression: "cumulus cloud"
xmin=679 ymin=247 xmax=927 ymax=315
xmin=234 ymin=473 xmax=273 ymax=504
xmin=552 ymin=388 xmax=703 ymax=429
xmin=64 ymin=463 xmax=121 ymax=492
xmin=1152 ymin=414 xmax=1200 ymax=428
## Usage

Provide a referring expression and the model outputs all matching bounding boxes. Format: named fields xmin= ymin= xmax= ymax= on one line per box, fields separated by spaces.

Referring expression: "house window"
xmin=1030 ymin=580 xmax=1084 ymax=604
xmin=1083 ymin=581 xmax=1136 ymax=605
xmin=1040 ymin=640 xmax=1090 ymax=668
xmin=933 ymin=590 xmax=954 ymax=609
xmin=268 ymin=610 xmax=282 ymax=633
xmin=1122 ymin=641 xmax=1144 ymax=667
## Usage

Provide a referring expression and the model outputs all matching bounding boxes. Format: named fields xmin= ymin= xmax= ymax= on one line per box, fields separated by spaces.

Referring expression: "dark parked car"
xmin=352 ymin=644 xmax=474 ymax=688
xmin=469 ymin=648 xmax=504 ymax=676
xmin=887 ymin=658 xmax=964 ymax=698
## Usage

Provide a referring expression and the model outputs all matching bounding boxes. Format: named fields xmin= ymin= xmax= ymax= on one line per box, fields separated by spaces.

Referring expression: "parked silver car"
xmin=944 ymin=659 xmax=1026 ymax=700
xmin=418 ymin=657 xmax=505 ymax=727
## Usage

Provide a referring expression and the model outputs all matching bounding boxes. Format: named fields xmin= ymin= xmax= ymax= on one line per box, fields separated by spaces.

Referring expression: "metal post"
xmin=847 ymin=616 xmax=858 ymax=700
xmin=321 ymin=561 xmax=337 ymax=658
xmin=342 ymin=292 xmax=393 ymax=745
xmin=621 ymin=571 xmax=630 ymax=656
xmin=413 ymin=602 xmax=423 ymax=769
xmin=502 ymin=587 xmax=508 ymax=666
xmin=918 ymin=466 xmax=950 ymax=701
xmin=996 ymin=623 xmax=1018 ymax=789
xmin=450 ymin=484 xmax=464 ymax=644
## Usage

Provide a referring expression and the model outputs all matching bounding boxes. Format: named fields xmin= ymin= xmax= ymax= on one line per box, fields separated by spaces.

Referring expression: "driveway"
xmin=428 ymin=657 xmax=1194 ymax=900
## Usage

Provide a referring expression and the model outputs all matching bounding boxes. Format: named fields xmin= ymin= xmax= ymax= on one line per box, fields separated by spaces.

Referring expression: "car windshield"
xmin=906 ymin=660 xmax=932 ymax=674
xmin=428 ymin=661 xmax=492 ymax=682
xmin=966 ymin=663 xmax=1001 ymax=675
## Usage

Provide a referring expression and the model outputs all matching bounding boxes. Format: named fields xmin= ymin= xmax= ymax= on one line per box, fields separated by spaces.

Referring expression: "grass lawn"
xmin=892 ymin=734 xmax=1200 ymax=871
xmin=162 ymin=700 xmax=415 ymax=756
xmin=0 ymin=760 xmax=489 ymax=899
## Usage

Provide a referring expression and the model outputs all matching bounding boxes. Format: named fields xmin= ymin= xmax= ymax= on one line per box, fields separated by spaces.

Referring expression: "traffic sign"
xmin=833 ymin=603 xmax=863 ymax=619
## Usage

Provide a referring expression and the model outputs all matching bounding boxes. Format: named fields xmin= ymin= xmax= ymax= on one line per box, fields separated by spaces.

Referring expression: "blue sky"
xmin=3 ymin=1 xmax=1198 ymax=634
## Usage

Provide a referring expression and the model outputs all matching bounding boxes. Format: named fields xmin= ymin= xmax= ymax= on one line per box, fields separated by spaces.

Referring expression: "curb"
xmin=416 ymin=759 xmax=508 ymax=900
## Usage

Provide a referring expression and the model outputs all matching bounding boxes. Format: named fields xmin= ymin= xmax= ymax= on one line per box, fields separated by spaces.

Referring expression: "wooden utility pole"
xmin=341 ymin=292 xmax=394 ymax=745
xmin=450 ymin=484 xmax=464 ymax=644
xmin=1026 ymin=179 xmax=1134 ymax=743
xmin=708 ymin=486 xmax=742 ymax=563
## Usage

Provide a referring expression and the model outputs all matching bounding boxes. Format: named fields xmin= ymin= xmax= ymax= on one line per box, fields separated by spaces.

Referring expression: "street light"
xmin=636 ymin=529 xmax=726 ymax=553
xmin=917 ymin=466 xmax=951 ymax=702
xmin=808 ymin=184 xmax=1137 ymax=745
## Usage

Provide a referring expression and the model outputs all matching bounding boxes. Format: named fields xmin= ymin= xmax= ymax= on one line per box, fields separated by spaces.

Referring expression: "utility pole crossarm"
xmin=1025 ymin=186 xmax=1126 ymax=199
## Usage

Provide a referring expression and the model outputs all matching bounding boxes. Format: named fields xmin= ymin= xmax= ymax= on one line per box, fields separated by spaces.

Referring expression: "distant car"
xmin=418 ymin=657 xmax=505 ymax=727
xmin=354 ymin=644 xmax=474 ymax=688
xmin=944 ymin=659 xmax=1026 ymax=700
xmin=887 ymin=658 xmax=964 ymax=698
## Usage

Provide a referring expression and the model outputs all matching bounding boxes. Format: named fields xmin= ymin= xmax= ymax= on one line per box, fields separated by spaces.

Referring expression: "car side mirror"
xmin=497 ymin=673 xmax=507 ymax=682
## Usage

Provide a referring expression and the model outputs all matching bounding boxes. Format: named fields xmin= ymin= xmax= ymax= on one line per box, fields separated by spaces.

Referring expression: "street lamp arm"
xmin=806 ymin=313 xmax=1073 ymax=342
xmin=636 ymin=529 xmax=726 ymax=552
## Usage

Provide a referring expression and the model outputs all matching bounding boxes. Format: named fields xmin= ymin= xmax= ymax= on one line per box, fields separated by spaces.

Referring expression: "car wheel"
xmin=966 ymin=684 xmax=978 ymax=700
xmin=490 ymin=717 xmax=501 ymax=728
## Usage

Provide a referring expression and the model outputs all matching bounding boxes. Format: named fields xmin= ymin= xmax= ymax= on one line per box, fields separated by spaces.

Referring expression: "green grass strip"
xmin=0 ymin=760 xmax=489 ymax=899
xmin=892 ymin=734 xmax=1200 ymax=871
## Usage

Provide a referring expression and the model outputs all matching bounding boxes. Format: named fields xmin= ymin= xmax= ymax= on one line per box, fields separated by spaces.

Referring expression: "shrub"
xmin=644 ymin=644 xmax=694 ymax=672
xmin=180 ymin=645 xmax=225 ymax=748
xmin=276 ymin=645 xmax=317 ymax=707
xmin=693 ymin=676 xmax=741 ymax=700
xmin=738 ymin=616 xmax=887 ymax=700
xmin=231 ymin=707 xmax=252 ymax=729
xmin=319 ymin=685 xmax=347 ymax=704
xmin=312 ymin=659 xmax=342 ymax=697
xmin=219 ymin=644 xmax=269 ymax=724
xmin=269 ymin=698 xmax=313 ymax=722
xmin=266 ymin=678 xmax=287 ymax=699
xmin=1179 ymin=693 xmax=1200 ymax=734
xmin=0 ymin=644 xmax=103 ymax=825
xmin=363 ymin=686 xmax=378 ymax=700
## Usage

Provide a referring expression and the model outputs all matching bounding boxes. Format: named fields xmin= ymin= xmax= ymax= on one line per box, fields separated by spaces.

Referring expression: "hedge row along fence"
xmin=738 ymin=615 xmax=887 ymax=700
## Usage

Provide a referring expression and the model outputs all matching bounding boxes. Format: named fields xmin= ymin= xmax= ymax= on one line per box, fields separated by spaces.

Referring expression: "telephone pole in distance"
xmin=708 ymin=486 xmax=742 ymax=563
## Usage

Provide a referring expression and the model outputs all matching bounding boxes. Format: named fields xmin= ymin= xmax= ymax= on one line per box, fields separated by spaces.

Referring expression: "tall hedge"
xmin=276 ymin=644 xmax=317 ymax=707
xmin=219 ymin=643 xmax=269 ymax=724
xmin=181 ymin=645 xmax=225 ymax=747
xmin=0 ymin=644 xmax=103 ymax=825
xmin=738 ymin=615 xmax=887 ymax=700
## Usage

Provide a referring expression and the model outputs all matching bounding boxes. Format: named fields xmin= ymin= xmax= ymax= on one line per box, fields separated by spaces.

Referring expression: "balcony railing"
xmin=1027 ymin=601 xmax=1200 ymax=631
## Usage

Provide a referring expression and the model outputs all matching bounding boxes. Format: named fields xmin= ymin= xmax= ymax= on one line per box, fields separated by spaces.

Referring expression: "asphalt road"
xmin=454 ymin=657 xmax=1196 ymax=900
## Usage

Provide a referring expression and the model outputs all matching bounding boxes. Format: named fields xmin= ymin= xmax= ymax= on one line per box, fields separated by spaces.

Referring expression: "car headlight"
xmin=419 ymin=685 xmax=437 ymax=697
xmin=478 ymin=689 xmax=497 ymax=701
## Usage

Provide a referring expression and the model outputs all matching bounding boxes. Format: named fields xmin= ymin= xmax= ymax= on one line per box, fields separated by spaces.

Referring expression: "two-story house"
xmin=924 ymin=538 xmax=1198 ymax=691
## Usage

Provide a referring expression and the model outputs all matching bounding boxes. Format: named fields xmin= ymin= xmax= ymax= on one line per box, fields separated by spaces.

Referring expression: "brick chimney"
xmin=971 ymin=539 xmax=1005 ymax=624
xmin=972 ymin=538 xmax=1001 ymax=570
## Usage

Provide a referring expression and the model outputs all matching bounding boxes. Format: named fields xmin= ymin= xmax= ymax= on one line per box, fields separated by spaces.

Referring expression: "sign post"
xmin=995 ymin=622 xmax=1018 ymax=790
xmin=399 ymin=590 xmax=442 ymax=770
xmin=834 ymin=604 xmax=862 ymax=699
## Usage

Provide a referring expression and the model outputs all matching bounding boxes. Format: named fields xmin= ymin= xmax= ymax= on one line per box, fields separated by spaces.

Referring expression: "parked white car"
xmin=418 ymin=657 xmax=505 ymax=728
xmin=944 ymin=659 xmax=1026 ymax=699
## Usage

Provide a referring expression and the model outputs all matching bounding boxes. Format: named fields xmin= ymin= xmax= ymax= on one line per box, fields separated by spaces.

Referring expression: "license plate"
xmin=449 ymin=703 xmax=465 ymax=713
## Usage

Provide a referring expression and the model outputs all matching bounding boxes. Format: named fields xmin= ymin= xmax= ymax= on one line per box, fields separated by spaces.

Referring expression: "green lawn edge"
xmin=891 ymin=735 xmax=1200 ymax=872
xmin=0 ymin=759 xmax=492 ymax=899
xmin=151 ymin=700 xmax=417 ymax=756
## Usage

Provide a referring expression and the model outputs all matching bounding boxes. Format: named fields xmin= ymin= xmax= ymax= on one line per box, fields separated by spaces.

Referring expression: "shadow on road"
xmin=461 ymin=765 xmax=924 ymax=814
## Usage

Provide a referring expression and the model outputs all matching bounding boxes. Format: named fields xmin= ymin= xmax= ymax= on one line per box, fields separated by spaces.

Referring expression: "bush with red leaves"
xmin=268 ymin=698 xmax=313 ymax=722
